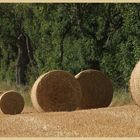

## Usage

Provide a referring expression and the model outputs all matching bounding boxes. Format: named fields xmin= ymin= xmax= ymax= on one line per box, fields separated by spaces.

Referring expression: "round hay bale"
xmin=31 ymin=70 xmax=82 ymax=112
xmin=75 ymin=69 xmax=113 ymax=109
xmin=0 ymin=90 xmax=24 ymax=115
xmin=130 ymin=61 xmax=140 ymax=106
xmin=0 ymin=91 xmax=3 ymax=95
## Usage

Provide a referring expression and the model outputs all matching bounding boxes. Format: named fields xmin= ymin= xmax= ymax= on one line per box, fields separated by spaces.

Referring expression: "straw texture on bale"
xmin=31 ymin=70 xmax=82 ymax=112
xmin=130 ymin=61 xmax=140 ymax=106
xmin=75 ymin=69 xmax=113 ymax=109
xmin=0 ymin=91 xmax=3 ymax=95
xmin=0 ymin=90 xmax=24 ymax=115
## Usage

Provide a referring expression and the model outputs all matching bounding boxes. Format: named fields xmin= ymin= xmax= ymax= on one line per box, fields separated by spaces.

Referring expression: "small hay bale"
xmin=31 ymin=70 xmax=82 ymax=112
xmin=130 ymin=61 xmax=140 ymax=106
xmin=0 ymin=90 xmax=24 ymax=115
xmin=75 ymin=69 xmax=113 ymax=109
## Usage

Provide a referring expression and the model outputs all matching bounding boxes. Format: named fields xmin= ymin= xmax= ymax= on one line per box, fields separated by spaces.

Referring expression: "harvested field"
xmin=0 ymin=105 xmax=140 ymax=137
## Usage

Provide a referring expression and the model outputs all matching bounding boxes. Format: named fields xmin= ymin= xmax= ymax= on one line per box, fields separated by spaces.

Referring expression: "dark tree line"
xmin=0 ymin=3 xmax=140 ymax=89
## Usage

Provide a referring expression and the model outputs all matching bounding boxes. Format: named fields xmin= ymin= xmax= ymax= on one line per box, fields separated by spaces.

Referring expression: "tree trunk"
xmin=59 ymin=24 xmax=71 ymax=69
xmin=60 ymin=36 xmax=64 ymax=69
xmin=16 ymin=32 xmax=36 ymax=85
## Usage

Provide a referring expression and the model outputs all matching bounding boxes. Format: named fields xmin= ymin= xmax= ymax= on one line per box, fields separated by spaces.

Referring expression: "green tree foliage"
xmin=0 ymin=3 xmax=140 ymax=88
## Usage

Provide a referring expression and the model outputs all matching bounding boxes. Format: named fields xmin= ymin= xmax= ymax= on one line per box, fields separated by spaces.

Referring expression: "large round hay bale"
xmin=31 ymin=70 xmax=82 ymax=112
xmin=0 ymin=90 xmax=24 ymax=115
xmin=130 ymin=61 xmax=140 ymax=106
xmin=75 ymin=69 xmax=113 ymax=109
xmin=0 ymin=91 xmax=3 ymax=95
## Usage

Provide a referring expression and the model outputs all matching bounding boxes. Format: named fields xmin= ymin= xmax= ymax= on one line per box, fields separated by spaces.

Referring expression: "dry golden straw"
xmin=0 ymin=90 xmax=24 ymax=115
xmin=75 ymin=69 xmax=113 ymax=109
xmin=0 ymin=91 xmax=3 ymax=95
xmin=130 ymin=61 xmax=140 ymax=106
xmin=31 ymin=70 xmax=82 ymax=112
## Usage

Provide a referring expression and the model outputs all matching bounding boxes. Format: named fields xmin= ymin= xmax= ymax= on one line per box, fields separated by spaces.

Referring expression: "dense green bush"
xmin=0 ymin=3 xmax=140 ymax=89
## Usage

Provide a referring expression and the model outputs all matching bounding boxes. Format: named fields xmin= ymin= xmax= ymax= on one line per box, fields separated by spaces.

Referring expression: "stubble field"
xmin=1 ymin=103 xmax=140 ymax=137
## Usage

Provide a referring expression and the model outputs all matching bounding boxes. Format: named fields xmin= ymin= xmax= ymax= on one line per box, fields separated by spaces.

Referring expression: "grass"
xmin=0 ymin=81 xmax=135 ymax=108
xmin=110 ymin=88 xmax=134 ymax=107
